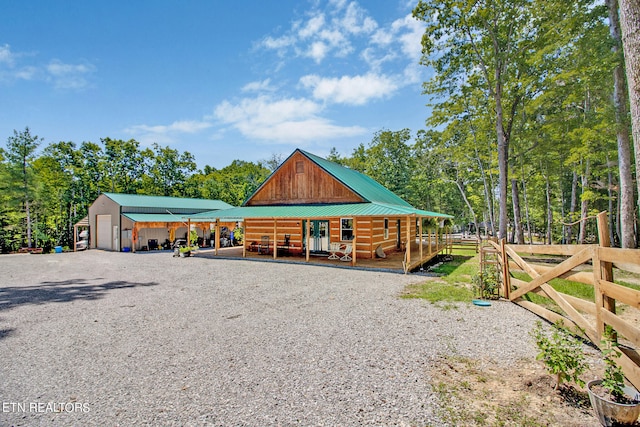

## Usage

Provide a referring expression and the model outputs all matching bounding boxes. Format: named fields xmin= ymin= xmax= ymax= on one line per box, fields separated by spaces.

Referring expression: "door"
xmin=96 ymin=215 xmax=112 ymax=250
xmin=303 ymin=220 xmax=330 ymax=253
xmin=397 ymin=219 xmax=402 ymax=249
xmin=113 ymin=225 xmax=119 ymax=252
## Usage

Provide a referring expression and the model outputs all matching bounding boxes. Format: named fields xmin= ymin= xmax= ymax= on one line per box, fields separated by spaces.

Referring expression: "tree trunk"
xmin=567 ymin=171 xmax=578 ymax=244
xmin=546 ymin=176 xmax=553 ymax=244
xmin=473 ymin=142 xmax=496 ymax=238
xmin=610 ymin=159 xmax=619 ymax=244
xmin=578 ymin=162 xmax=590 ymax=244
xmin=496 ymin=90 xmax=509 ymax=240
xmin=608 ymin=0 xmax=636 ymax=248
xmin=522 ymin=174 xmax=533 ymax=244
xmin=618 ymin=0 xmax=640 ymax=227
xmin=451 ymin=179 xmax=480 ymax=241
xmin=511 ymin=179 xmax=524 ymax=244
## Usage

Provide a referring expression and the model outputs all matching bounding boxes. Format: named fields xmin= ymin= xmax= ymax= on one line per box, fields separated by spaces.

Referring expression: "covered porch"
xmin=197 ymin=231 xmax=452 ymax=273
xmin=192 ymin=205 xmax=453 ymax=273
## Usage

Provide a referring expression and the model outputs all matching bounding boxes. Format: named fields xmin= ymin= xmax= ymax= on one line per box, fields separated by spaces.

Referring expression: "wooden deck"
xmin=195 ymin=238 xmax=452 ymax=273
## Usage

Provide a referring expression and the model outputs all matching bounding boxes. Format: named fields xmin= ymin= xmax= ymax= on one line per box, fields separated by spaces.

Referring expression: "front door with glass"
xmin=303 ymin=220 xmax=330 ymax=253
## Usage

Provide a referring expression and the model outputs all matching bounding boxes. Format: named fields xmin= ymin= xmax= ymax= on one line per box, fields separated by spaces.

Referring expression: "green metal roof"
xmin=103 ymin=193 xmax=233 ymax=211
xmin=299 ymin=150 xmax=412 ymax=207
xmin=189 ymin=203 xmax=453 ymax=221
xmin=122 ymin=213 xmax=215 ymax=223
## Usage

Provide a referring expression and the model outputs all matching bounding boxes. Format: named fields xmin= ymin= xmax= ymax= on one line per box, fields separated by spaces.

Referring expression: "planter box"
xmin=587 ymin=379 xmax=640 ymax=426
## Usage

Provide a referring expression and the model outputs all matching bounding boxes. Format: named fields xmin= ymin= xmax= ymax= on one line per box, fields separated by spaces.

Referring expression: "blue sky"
xmin=1 ymin=0 xmax=431 ymax=169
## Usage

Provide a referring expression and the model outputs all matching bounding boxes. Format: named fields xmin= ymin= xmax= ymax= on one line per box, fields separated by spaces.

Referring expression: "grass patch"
xmin=402 ymin=281 xmax=474 ymax=307
xmin=402 ymin=249 xmax=479 ymax=306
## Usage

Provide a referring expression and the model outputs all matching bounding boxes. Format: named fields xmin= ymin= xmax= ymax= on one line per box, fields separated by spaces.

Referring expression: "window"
xmin=384 ymin=218 xmax=389 ymax=239
xmin=341 ymin=218 xmax=353 ymax=241
xmin=296 ymin=161 xmax=304 ymax=174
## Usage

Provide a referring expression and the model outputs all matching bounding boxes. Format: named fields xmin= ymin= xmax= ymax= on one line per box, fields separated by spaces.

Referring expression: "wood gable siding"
xmin=246 ymin=152 xmax=364 ymax=205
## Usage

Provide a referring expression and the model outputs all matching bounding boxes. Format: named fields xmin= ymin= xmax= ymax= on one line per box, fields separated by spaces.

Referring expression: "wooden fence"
xmin=482 ymin=212 xmax=640 ymax=390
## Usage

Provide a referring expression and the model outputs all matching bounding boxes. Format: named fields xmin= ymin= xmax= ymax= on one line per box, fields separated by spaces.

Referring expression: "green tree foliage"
xmin=0 ymin=132 xmax=271 ymax=252
xmin=140 ymin=143 xmax=197 ymax=196
xmin=197 ymin=160 xmax=271 ymax=206
xmin=3 ymin=127 xmax=43 ymax=248
xmin=413 ymin=0 xmax=602 ymax=240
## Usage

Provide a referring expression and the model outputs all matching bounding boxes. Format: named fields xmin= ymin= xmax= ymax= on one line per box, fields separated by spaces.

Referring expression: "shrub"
xmin=471 ymin=265 xmax=499 ymax=299
xmin=532 ymin=321 xmax=586 ymax=390
xmin=601 ymin=326 xmax=626 ymax=400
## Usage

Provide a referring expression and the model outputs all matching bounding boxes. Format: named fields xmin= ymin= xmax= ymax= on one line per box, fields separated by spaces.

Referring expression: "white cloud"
xmin=259 ymin=1 xmax=376 ymax=65
xmin=300 ymin=73 xmax=398 ymax=105
xmin=0 ymin=44 xmax=40 ymax=83
xmin=392 ymin=14 xmax=425 ymax=61
xmin=306 ymin=41 xmax=328 ymax=63
xmin=46 ymin=59 xmax=95 ymax=89
xmin=126 ymin=120 xmax=212 ymax=135
xmin=0 ymin=46 xmax=97 ymax=88
xmin=214 ymin=95 xmax=366 ymax=143
xmin=0 ymin=44 xmax=15 ymax=65
xmin=298 ymin=13 xmax=325 ymax=39
xmin=241 ymin=78 xmax=275 ymax=93
xmin=338 ymin=2 xmax=378 ymax=35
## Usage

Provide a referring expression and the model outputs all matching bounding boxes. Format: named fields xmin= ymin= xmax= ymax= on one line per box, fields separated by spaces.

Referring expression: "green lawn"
xmin=402 ymin=247 xmax=640 ymax=313
xmin=401 ymin=249 xmax=478 ymax=307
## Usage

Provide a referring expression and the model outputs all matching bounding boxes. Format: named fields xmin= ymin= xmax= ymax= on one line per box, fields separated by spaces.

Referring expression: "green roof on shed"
xmin=103 ymin=193 xmax=232 ymax=211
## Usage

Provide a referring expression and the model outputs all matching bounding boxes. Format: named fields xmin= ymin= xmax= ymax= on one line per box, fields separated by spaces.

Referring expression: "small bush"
xmin=532 ymin=321 xmax=586 ymax=389
xmin=472 ymin=265 xmax=499 ymax=299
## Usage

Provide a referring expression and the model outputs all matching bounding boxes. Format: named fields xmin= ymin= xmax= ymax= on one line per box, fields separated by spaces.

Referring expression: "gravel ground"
xmin=0 ymin=250 xmax=542 ymax=426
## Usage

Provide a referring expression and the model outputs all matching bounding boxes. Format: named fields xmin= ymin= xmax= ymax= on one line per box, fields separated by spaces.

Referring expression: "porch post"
xmin=73 ymin=224 xmax=78 ymax=252
xmin=305 ymin=218 xmax=311 ymax=262
xmin=242 ymin=221 xmax=246 ymax=258
xmin=187 ymin=218 xmax=191 ymax=248
xmin=132 ymin=224 xmax=138 ymax=253
xmin=215 ymin=219 xmax=220 ymax=255
xmin=419 ymin=217 xmax=423 ymax=262
xmin=406 ymin=215 xmax=411 ymax=266
xmin=273 ymin=218 xmax=277 ymax=259
xmin=352 ymin=218 xmax=357 ymax=266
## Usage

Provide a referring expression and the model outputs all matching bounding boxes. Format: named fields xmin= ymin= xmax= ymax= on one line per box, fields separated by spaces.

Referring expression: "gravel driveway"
xmin=0 ymin=250 xmax=541 ymax=426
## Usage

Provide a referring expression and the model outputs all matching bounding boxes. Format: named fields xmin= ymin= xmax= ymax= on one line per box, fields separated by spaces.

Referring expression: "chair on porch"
xmin=258 ymin=236 xmax=270 ymax=254
xmin=279 ymin=234 xmax=291 ymax=256
xmin=340 ymin=243 xmax=353 ymax=262
xmin=328 ymin=242 xmax=342 ymax=260
xmin=148 ymin=239 xmax=159 ymax=250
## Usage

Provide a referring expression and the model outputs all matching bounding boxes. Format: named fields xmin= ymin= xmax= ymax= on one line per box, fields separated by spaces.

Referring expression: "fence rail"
xmin=483 ymin=212 xmax=640 ymax=390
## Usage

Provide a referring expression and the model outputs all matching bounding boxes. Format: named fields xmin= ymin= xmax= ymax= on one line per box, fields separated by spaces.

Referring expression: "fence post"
xmin=596 ymin=211 xmax=615 ymax=341
xmin=500 ymin=238 xmax=510 ymax=300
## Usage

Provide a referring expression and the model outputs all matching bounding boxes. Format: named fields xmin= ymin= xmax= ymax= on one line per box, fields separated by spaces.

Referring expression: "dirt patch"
xmin=428 ymin=355 xmax=599 ymax=426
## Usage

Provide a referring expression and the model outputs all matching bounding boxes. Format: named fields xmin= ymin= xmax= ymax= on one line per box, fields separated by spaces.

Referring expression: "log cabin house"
xmin=191 ymin=149 xmax=453 ymax=272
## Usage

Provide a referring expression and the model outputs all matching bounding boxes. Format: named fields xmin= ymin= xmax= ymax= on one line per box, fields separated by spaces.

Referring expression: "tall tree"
xmin=618 ymin=0 xmax=640 ymax=228
xmin=4 ymin=127 xmax=42 ymax=248
xmin=607 ymin=0 xmax=635 ymax=248
xmin=413 ymin=0 xmax=595 ymax=240
xmin=363 ymin=129 xmax=414 ymax=201
xmin=141 ymin=143 xmax=197 ymax=196
xmin=102 ymin=137 xmax=145 ymax=193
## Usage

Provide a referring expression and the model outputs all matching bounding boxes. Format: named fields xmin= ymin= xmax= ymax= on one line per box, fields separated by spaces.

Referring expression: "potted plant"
xmin=178 ymin=246 xmax=192 ymax=257
xmin=587 ymin=327 xmax=640 ymax=426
